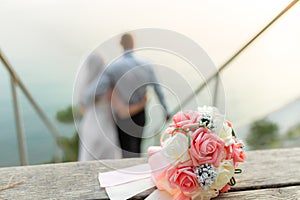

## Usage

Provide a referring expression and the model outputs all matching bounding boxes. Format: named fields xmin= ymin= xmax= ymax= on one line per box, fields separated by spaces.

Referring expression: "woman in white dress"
xmin=75 ymin=52 xmax=146 ymax=161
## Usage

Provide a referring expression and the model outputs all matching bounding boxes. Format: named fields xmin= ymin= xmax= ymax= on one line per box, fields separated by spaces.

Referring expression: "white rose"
xmin=212 ymin=160 xmax=234 ymax=190
xmin=161 ymin=133 xmax=190 ymax=165
xmin=217 ymin=122 xmax=235 ymax=146
xmin=197 ymin=106 xmax=224 ymax=132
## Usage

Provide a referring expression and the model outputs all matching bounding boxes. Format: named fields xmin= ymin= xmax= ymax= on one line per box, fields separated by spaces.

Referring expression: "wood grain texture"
xmin=217 ymin=186 xmax=300 ymax=200
xmin=0 ymin=158 xmax=147 ymax=200
xmin=0 ymin=148 xmax=299 ymax=199
xmin=233 ymin=147 xmax=300 ymax=190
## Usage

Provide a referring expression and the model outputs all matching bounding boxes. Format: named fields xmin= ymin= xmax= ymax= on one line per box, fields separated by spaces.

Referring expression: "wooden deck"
xmin=1 ymin=148 xmax=300 ymax=199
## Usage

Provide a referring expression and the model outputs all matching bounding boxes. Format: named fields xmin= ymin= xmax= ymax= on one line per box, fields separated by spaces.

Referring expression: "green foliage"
xmin=246 ymin=119 xmax=280 ymax=150
xmin=286 ymin=124 xmax=300 ymax=140
xmin=57 ymin=132 xmax=79 ymax=162
xmin=56 ymin=105 xmax=82 ymax=124
xmin=52 ymin=105 xmax=81 ymax=163
xmin=56 ymin=106 xmax=74 ymax=123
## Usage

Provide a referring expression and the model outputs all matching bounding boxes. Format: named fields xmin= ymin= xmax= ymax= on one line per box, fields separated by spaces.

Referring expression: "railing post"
xmin=10 ymin=77 xmax=28 ymax=166
xmin=0 ymin=49 xmax=63 ymax=164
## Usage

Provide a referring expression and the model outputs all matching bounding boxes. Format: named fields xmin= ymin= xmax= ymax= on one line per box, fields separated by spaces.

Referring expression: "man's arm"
xmin=82 ymin=72 xmax=111 ymax=107
xmin=111 ymin=90 xmax=147 ymax=119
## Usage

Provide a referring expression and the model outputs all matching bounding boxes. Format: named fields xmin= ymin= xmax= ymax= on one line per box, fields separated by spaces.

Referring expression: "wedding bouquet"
xmin=147 ymin=106 xmax=246 ymax=200
xmin=98 ymin=106 xmax=245 ymax=200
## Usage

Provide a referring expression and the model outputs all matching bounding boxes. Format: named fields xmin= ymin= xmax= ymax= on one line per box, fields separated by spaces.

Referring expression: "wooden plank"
xmin=0 ymin=158 xmax=147 ymax=200
xmin=233 ymin=147 xmax=300 ymax=190
xmin=0 ymin=148 xmax=299 ymax=199
xmin=217 ymin=186 xmax=300 ymax=200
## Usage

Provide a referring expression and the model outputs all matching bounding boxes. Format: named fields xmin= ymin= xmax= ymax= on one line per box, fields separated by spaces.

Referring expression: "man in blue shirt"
xmin=95 ymin=33 xmax=170 ymax=158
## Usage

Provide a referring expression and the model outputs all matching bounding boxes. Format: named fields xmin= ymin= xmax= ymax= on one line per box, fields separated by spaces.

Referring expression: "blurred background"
xmin=1 ymin=0 xmax=299 ymax=167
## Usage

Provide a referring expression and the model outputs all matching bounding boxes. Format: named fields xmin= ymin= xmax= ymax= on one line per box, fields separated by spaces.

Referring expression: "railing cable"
xmin=170 ymin=0 xmax=299 ymax=116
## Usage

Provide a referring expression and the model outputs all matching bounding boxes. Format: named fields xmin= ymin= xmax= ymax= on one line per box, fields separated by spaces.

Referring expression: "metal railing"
xmin=148 ymin=0 xmax=299 ymax=136
xmin=169 ymin=0 xmax=299 ymax=117
xmin=0 ymin=49 xmax=62 ymax=166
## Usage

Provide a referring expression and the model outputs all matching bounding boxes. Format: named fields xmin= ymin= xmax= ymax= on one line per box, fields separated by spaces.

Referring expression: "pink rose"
xmin=189 ymin=127 xmax=225 ymax=167
xmin=224 ymin=145 xmax=233 ymax=160
xmin=172 ymin=111 xmax=199 ymax=128
xmin=167 ymin=161 xmax=199 ymax=193
xmin=226 ymin=121 xmax=232 ymax=127
xmin=220 ymin=184 xmax=231 ymax=193
xmin=232 ymin=142 xmax=246 ymax=165
xmin=224 ymin=142 xmax=245 ymax=166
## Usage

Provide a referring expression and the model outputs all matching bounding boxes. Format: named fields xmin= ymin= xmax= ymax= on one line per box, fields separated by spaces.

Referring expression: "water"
xmin=0 ymin=55 xmax=76 ymax=167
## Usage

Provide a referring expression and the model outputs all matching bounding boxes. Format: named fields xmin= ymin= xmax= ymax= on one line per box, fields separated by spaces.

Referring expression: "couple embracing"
xmin=76 ymin=33 xmax=170 ymax=160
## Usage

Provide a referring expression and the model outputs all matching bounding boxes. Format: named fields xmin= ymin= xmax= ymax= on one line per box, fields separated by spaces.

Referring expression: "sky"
xmin=1 ymin=0 xmax=297 ymax=62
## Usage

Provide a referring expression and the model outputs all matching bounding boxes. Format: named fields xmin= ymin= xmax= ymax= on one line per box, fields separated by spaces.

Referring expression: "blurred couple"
xmin=77 ymin=33 xmax=170 ymax=160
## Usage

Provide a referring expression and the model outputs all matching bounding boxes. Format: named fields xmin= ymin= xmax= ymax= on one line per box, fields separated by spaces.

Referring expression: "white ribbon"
xmin=99 ymin=164 xmax=155 ymax=200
